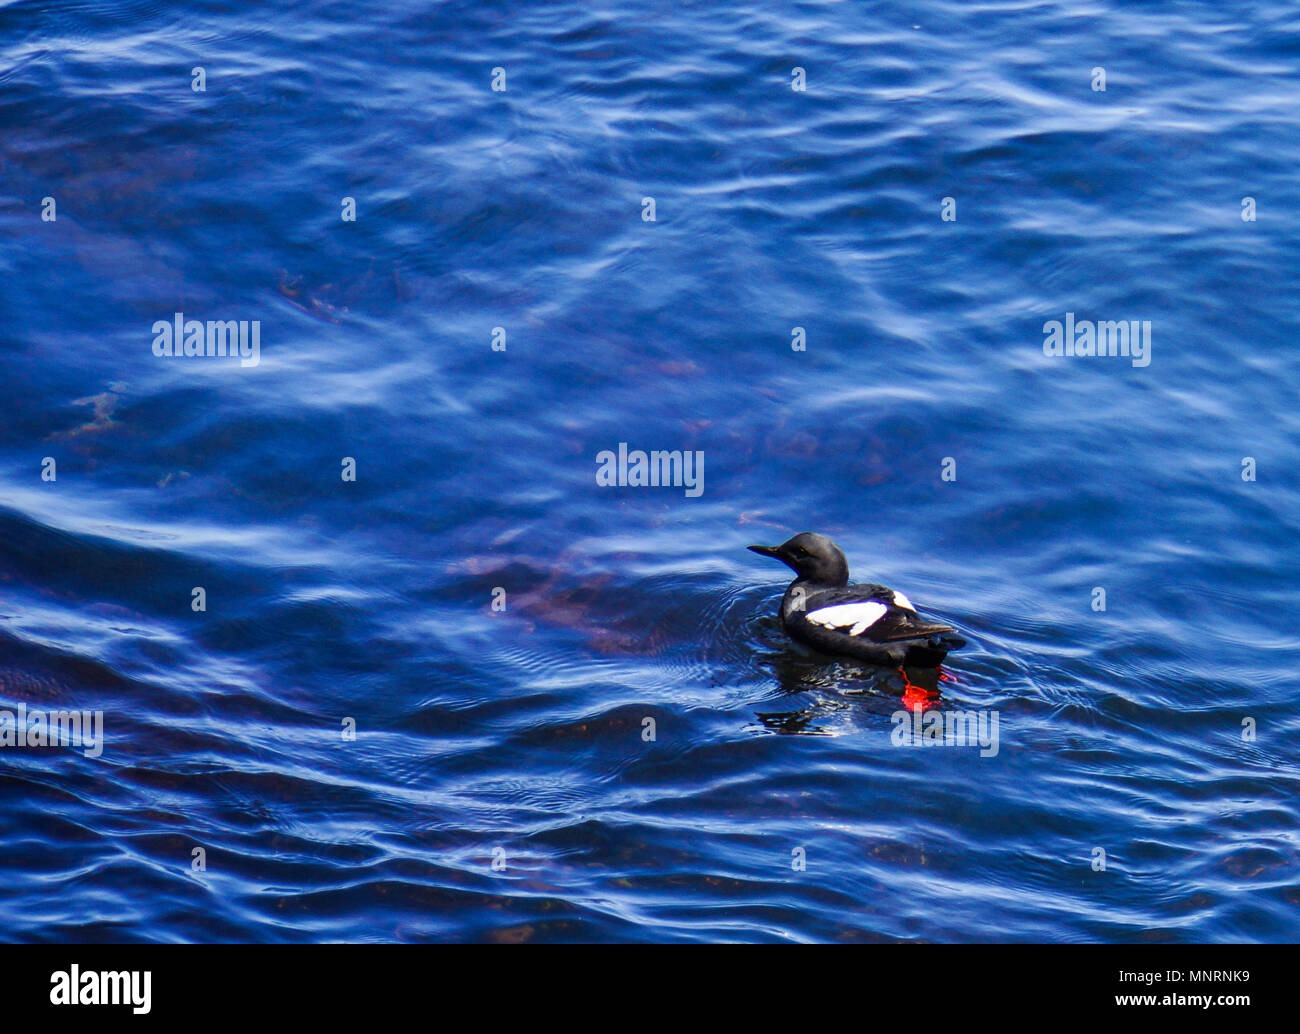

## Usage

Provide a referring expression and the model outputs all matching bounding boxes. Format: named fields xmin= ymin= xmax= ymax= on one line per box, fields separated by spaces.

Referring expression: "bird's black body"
xmin=748 ymin=532 xmax=965 ymax=668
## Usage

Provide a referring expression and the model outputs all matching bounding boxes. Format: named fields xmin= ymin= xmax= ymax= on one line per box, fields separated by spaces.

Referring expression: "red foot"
xmin=898 ymin=667 xmax=939 ymax=711
xmin=901 ymin=686 xmax=931 ymax=710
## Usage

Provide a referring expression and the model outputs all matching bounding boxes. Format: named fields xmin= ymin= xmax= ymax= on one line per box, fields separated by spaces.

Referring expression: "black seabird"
xmin=748 ymin=532 xmax=965 ymax=668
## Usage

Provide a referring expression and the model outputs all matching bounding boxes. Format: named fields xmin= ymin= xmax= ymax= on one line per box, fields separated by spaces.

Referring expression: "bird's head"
xmin=748 ymin=532 xmax=850 ymax=586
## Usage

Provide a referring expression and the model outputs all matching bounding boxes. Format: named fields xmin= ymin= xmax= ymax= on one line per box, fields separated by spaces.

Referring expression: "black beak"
xmin=747 ymin=544 xmax=784 ymax=559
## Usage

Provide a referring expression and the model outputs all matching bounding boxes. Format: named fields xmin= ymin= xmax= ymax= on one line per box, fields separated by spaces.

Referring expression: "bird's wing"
xmin=804 ymin=601 xmax=888 ymax=635
xmin=801 ymin=586 xmax=958 ymax=643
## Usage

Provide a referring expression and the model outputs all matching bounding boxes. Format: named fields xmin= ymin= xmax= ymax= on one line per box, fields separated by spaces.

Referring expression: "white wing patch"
xmin=806 ymin=602 xmax=888 ymax=636
xmin=891 ymin=591 xmax=916 ymax=612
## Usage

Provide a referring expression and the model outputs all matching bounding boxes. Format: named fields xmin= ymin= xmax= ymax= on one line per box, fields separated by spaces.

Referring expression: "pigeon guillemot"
xmin=748 ymin=532 xmax=965 ymax=668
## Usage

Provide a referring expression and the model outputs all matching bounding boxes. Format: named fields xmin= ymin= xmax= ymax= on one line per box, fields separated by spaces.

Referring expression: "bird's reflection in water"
xmin=754 ymin=649 xmax=950 ymax=734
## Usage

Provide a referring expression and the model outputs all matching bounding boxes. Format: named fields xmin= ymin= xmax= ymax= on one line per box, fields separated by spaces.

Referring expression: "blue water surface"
xmin=1 ymin=0 xmax=1298 ymax=942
